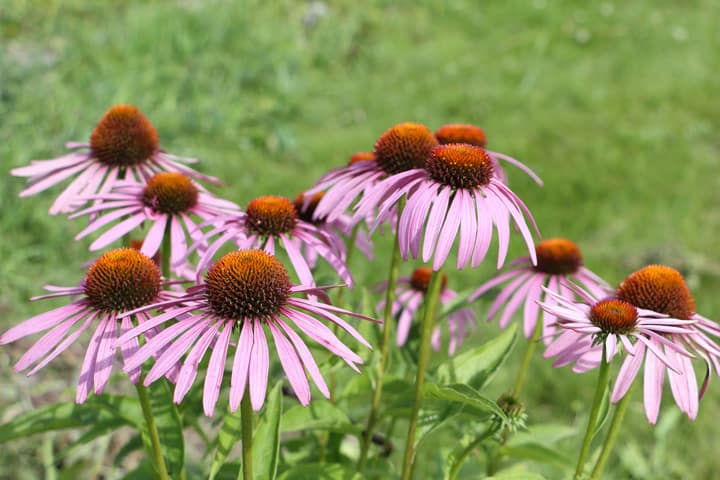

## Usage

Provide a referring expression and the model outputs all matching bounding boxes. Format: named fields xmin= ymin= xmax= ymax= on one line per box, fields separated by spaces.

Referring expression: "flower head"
xmin=434 ymin=123 xmax=543 ymax=185
xmin=193 ymin=195 xmax=352 ymax=287
xmin=12 ymin=104 xmax=219 ymax=214
xmin=0 ymin=249 xmax=176 ymax=402
xmin=304 ymin=123 xmax=438 ymax=225
xmin=541 ymin=271 xmax=720 ymax=424
xmin=69 ymin=172 xmax=239 ymax=278
xmin=118 ymin=250 xmax=375 ymax=415
xmin=356 ymin=143 xmax=540 ymax=271
xmin=469 ymin=238 xmax=612 ymax=339
xmin=377 ymin=267 xmax=476 ymax=355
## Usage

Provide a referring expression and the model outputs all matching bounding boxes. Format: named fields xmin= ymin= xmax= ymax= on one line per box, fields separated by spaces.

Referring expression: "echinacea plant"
xmin=3 ymin=107 xmax=720 ymax=480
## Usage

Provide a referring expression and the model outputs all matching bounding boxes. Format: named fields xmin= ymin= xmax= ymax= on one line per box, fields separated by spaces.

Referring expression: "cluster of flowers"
xmin=4 ymin=104 xmax=719 ymax=429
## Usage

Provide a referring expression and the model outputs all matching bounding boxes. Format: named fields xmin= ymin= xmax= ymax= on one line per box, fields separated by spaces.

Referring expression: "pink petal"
xmin=268 ymin=321 xmax=311 ymax=406
xmin=249 ymin=321 xmax=270 ymax=411
xmin=643 ymin=347 xmax=665 ymax=424
xmin=203 ymin=321 xmax=233 ymax=416
xmin=229 ymin=320 xmax=254 ymax=412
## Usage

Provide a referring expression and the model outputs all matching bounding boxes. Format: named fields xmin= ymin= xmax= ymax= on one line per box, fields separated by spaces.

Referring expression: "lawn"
xmin=1 ymin=0 xmax=718 ymax=478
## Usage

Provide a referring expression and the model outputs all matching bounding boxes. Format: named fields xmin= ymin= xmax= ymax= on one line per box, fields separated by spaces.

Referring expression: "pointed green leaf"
xmin=209 ymin=407 xmax=243 ymax=480
xmin=436 ymin=324 xmax=518 ymax=389
xmin=147 ymin=380 xmax=185 ymax=479
xmin=0 ymin=402 xmax=122 ymax=443
xmin=423 ymin=383 xmax=507 ymax=421
xmin=252 ymin=381 xmax=283 ymax=480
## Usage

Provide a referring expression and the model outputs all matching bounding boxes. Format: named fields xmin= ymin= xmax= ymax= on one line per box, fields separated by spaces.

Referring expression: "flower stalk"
xmin=240 ymin=393 xmax=254 ymax=480
xmin=358 ymin=200 xmax=404 ymax=472
xmin=135 ymin=380 xmax=170 ymax=480
xmin=574 ymin=342 xmax=610 ymax=480
xmin=400 ymin=267 xmax=444 ymax=480
xmin=590 ymin=383 xmax=634 ymax=480
xmin=512 ymin=318 xmax=543 ymax=397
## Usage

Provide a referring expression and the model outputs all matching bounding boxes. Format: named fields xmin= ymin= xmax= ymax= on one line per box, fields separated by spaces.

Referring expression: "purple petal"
xmin=174 ymin=321 xmax=220 ymax=403
xmin=203 ymin=321 xmax=233 ymax=416
xmin=1 ymin=303 xmax=87 ymax=344
xmin=229 ymin=320 xmax=254 ymax=412
xmin=93 ymin=314 xmax=118 ymax=395
xmin=276 ymin=317 xmax=329 ymax=398
xmin=269 ymin=320 xmax=311 ymax=406
xmin=643 ymin=347 xmax=665 ymax=424
xmin=249 ymin=321 xmax=270 ymax=411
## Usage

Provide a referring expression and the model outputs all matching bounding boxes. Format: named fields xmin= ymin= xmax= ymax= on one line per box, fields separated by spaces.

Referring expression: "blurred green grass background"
xmin=1 ymin=0 xmax=719 ymax=478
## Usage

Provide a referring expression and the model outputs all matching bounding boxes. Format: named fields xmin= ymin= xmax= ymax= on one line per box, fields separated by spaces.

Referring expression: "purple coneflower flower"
xmin=0 ymin=249 xmax=175 ymax=403
xmin=70 ymin=172 xmax=239 ymax=277
xmin=434 ymin=123 xmax=543 ymax=186
xmin=11 ymin=105 xmax=219 ymax=214
xmin=306 ymin=123 xmax=439 ymax=224
xmin=377 ymin=267 xmax=476 ymax=355
xmin=469 ymin=238 xmax=611 ymax=340
xmin=293 ymin=191 xmax=374 ymax=264
xmin=117 ymin=250 xmax=374 ymax=415
xmin=193 ymin=195 xmax=352 ymax=287
xmin=356 ymin=143 xmax=539 ymax=271
xmin=541 ymin=267 xmax=720 ymax=423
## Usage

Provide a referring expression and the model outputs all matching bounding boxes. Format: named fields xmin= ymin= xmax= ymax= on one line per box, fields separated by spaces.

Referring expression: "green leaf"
xmin=423 ymin=383 xmax=507 ymax=421
xmin=500 ymin=443 xmax=574 ymax=469
xmin=252 ymin=381 xmax=283 ymax=480
xmin=0 ymin=402 xmax=121 ymax=443
xmin=281 ymin=400 xmax=361 ymax=435
xmin=147 ymin=380 xmax=185 ymax=479
xmin=277 ymin=463 xmax=363 ymax=480
xmin=209 ymin=408 xmax=242 ymax=480
xmin=435 ymin=323 xmax=518 ymax=389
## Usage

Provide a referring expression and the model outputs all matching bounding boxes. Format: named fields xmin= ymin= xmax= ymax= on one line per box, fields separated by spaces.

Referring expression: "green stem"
xmin=512 ymin=318 xmax=543 ymax=397
xmin=400 ymin=268 xmax=444 ymax=480
xmin=448 ymin=428 xmax=494 ymax=480
xmin=240 ymin=394 xmax=254 ymax=480
xmin=135 ymin=381 xmax=170 ymax=480
xmin=574 ymin=342 xmax=610 ymax=480
xmin=357 ymin=202 xmax=404 ymax=472
xmin=590 ymin=384 xmax=633 ymax=480
xmin=161 ymin=220 xmax=172 ymax=278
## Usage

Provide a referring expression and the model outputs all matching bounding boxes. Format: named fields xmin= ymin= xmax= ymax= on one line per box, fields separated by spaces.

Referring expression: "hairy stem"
xmin=574 ymin=342 xmax=609 ymax=480
xmin=357 ymin=202 xmax=404 ymax=472
xmin=135 ymin=381 xmax=170 ymax=480
xmin=590 ymin=384 xmax=633 ymax=480
xmin=512 ymin=318 xmax=543 ymax=397
xmin=400 ymin=268 xmax=444 ymax=480
xmin=240 ymin=394 xmax=254 ymax=480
